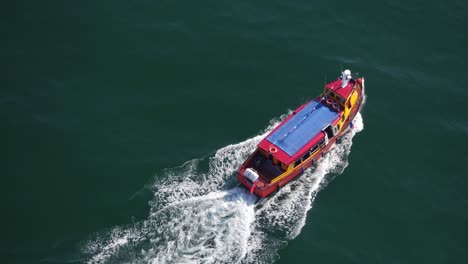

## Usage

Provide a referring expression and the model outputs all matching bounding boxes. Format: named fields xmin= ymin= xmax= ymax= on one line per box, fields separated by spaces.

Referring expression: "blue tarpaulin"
xmin=267 ymin=100 xmax=338 ymax=156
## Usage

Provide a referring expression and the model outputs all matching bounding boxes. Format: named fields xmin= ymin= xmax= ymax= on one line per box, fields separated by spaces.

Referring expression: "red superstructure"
xmin=237 ymin=70 xmax=364 ymax=198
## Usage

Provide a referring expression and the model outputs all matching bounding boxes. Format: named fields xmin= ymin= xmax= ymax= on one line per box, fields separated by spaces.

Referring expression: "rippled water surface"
xmin=2 ymin=0 xmax=467 ymax=263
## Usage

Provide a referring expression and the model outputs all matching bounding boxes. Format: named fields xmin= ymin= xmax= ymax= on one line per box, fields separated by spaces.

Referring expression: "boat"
xmin=236 ymin=70 xmax=364 ymax=198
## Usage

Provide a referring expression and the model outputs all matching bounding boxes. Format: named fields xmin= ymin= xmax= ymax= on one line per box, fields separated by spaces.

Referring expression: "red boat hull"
xmin=237 ymin=75 xmax=364 ymax=198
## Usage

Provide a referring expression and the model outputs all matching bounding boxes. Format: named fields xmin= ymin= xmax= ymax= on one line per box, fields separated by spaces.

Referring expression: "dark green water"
xmin=2 ymin=0 xmax=468 ymax=263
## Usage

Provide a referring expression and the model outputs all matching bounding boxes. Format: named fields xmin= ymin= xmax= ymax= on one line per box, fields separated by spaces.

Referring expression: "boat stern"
xmin=236 ymin=167 xmax=275 ymax=198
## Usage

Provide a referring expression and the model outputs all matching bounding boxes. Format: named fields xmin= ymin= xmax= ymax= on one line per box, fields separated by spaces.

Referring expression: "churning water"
xmin=84 ymin=111 xmax=364 ymax=264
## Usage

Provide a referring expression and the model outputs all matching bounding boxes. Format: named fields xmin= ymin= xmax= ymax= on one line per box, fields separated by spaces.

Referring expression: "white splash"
xmin=84 ymin=109 xmax=364 ymax=264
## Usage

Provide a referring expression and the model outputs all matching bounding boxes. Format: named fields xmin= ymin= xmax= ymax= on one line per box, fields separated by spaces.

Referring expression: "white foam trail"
xmin=142 ymin=188 xmax=257 ymax=264
xmin=149 ymin=114 xmax=288 ymax=213
xmin=242 ymin=112 xmax=364 ymax=263
xmin=84 ymin=115 xmax=287 ymax=264
xmin=84 ymin=109 xmax=364 ymax=264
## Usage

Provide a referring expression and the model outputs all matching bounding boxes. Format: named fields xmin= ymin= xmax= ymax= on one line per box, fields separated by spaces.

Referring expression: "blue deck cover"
xmin=267 ymin=100 xmax=338 ymax=156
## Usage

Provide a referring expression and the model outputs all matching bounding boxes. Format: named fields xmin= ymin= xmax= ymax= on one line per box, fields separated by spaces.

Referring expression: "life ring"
xmin=332 ymin=102 xmax=339 ymax=111
xmin=326 ymin=99 xmax=333 ymax=105
xmin=269 ymin=146 xmax=278 ymax=153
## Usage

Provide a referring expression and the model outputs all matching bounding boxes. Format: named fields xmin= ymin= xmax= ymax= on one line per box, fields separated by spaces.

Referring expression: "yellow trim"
xmin=271 ymin=82 xmax=362 ymax=184
xmin=270 ymin=168 xmax=291 ymax=184
xmin=270 ymin=146 xmax=322 ymax=184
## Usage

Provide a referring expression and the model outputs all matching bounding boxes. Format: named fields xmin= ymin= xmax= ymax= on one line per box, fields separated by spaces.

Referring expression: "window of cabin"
xmin=294 ymin=160 xmax=301 ymax=167
xmin=302 ymin=152 xmax=310 ymax=161
xmin=318 ymin=138 xmax=325 ymax=146
xmin=339 ymin=97 xmax=345 ymax=104
xmin=311 ymin=144 xmax=319 ymax=153
xmin=341 ymin=115 xmax=345 ymax=122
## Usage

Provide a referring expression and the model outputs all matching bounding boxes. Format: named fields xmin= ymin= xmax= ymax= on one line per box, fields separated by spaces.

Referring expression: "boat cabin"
xmin=237 ymin=69 xmax=364 ymax=197
xmin=322 ymin=70 xmax=356 ymax=109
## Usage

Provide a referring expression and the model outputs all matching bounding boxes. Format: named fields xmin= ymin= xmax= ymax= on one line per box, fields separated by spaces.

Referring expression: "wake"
xmin=84 ymin=112 xmax=364 ymax=264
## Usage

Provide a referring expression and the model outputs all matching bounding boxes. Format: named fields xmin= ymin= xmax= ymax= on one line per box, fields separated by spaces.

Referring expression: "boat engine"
xmin=245 ymin=168 xmax=259 ymax=182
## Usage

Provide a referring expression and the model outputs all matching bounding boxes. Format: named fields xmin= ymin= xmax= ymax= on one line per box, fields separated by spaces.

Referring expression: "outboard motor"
xmin=245 ymin=168 xmax=260 ymax=195
xmin=245 ymin=168 xmax=259 ymax=182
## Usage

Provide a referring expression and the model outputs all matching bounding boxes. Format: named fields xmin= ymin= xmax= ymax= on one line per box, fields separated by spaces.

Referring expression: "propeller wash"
xmin=84 ymin=107 xmax=365 ymax=264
